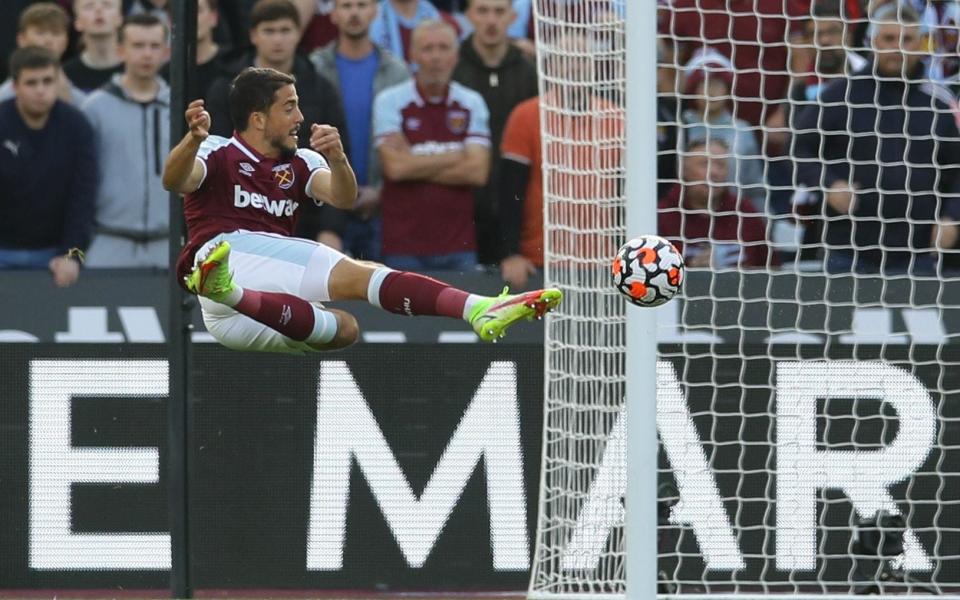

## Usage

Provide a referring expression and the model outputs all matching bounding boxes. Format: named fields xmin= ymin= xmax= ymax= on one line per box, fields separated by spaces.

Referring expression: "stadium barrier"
xmin=1 ymin=272 xmax=958 ymax=594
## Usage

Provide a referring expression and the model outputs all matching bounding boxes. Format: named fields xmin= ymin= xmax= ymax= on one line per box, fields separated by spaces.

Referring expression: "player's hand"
xmin=310 ymin=124 xmax=346 ymax=162
xmin=185 ymin=99 xmax=211 ymax=142
xmin=48 ymin=255 xmax=80 ymax=288
xmin=825 ymin=180 xmax=856 ymax=215
xmin=500 ymin=254 xmax=537 ymax=289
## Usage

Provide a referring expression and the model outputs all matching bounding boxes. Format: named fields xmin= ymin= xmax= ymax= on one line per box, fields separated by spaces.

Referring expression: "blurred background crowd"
xmin=1 ymin=0 xmax=959 ymax=290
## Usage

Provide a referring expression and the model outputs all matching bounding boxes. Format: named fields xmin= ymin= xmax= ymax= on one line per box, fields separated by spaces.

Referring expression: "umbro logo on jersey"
xmin=233 ymin=185 xmax=299 ymax=217
xmin=239 ymin=162 xmax=255 ymax=177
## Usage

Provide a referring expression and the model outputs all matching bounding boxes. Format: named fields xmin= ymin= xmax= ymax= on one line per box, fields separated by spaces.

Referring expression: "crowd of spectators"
xmin=1 ymin=0 xmax=959 ymax=288
xmin=659 ymin=0 xmax=960 ymax=275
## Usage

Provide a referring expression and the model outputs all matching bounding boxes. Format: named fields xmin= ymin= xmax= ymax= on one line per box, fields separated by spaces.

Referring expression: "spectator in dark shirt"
xmin=160 ymin=0 xmax=227 ymax=99
xmin=659 ymin=138 xmax=774 ymax=269
xmin=793 ymin=2 xmax=960 ymax=275
xmin=63 ymin=0 xmax=125 ymax=92
xmin=0 ymin=47 xmax=97 ymax=286
xmin=452 ymin=0 xmax=538 ymax=267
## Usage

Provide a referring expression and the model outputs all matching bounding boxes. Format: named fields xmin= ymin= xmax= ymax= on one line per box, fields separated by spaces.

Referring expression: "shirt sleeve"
xmin=373 ymin=88 xmax=403 ymax=145
xmin=295 ymin=147 xmax=331 ymax=202
xmin=466 ymin=92 xmax=491 ymax=147
xmin=196 ymin=135 xmax=230 ymax=189
xmin=500 ymin=103 xmax=535 ymax=164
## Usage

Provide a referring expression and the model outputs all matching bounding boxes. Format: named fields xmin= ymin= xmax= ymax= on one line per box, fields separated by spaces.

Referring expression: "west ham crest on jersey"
xmin=446 ymin=110 xmax=468 ymax=134
xmin=272 ymin=163 xmax=295 ymax=190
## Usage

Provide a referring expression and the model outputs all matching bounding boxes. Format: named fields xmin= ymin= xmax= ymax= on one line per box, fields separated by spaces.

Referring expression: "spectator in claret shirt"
xmin=658 ymin=138 xmax=775 ymax=269
xmin=374 ymin=19 xmax=491 ymax=270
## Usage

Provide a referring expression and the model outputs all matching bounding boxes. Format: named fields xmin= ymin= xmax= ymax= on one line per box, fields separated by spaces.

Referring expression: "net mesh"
xmin=529 ymin=0 xmax=960 ymax=597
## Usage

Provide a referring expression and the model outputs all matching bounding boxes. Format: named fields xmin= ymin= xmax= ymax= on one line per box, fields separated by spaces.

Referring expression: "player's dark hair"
xmin=202 ymin=0 xmax=219 ymax=11
xmin=9 ymin=45 xmax=59 ymax=82
xmin=118 ymin=13 xmax=168 ymax=44
xmin=18 ymin=2 xmax=70 ymax=34
xmin=229 ymin=67 xmax=297 ymax=132
xmin=249 ymin=0 xmax=301 ymax=30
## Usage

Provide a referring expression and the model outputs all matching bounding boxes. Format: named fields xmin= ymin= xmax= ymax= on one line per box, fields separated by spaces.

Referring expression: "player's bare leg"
xmin=327 ymin=256 xmax=563 ymax=342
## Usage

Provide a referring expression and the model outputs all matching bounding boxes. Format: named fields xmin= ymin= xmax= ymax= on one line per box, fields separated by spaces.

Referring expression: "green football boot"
xmin=469 ymin=286 xmax=564 ymax=342
xmin=185 ymin=240 xmax=237 ymax=303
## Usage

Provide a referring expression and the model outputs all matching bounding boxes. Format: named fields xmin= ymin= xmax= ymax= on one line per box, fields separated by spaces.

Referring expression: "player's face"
xmin=73 ymin=0 xmax=123 ymax=37
xmin=263 ymin=84 xmax=304 ymax=159
xmin=333 ymin=0 xmax=377 ymax=40
xmin=197 ymin=0 xmax=219 ymax=43
xmin=17 ymin=26 xmax=70 ymax=58
xmin=873 ymin=22 xmax=922 ymax=77
xmin=250 ymin=18 xmax=299 ymax=66
xmin=466 ymin=0 xmax=514 ymax=48
xmin=118 ymin=23 xmax=169 ymax=80
xmin=13 ymin=66 xmax=58 ymax=118
xmin=412 ymin=27 xmax=458 ymax=89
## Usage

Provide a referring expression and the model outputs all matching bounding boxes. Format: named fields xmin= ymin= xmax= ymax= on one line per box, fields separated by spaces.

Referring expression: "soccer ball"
xmin=611 ymin=235 xmax=684 ymax=307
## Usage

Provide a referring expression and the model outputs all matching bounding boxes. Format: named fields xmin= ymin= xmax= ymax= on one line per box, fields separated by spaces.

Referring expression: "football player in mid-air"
xmin=162 ymin=67 xmax=561 ymax=353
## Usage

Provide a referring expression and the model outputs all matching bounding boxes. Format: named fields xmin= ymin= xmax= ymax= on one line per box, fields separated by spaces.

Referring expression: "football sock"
xmin=367 ymin=267 xmax=483 ymax=320
xmin=233 ymin=287 xmax=337 ymax=344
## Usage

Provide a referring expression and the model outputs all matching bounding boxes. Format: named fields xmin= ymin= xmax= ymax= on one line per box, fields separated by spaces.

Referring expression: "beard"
xmin=269 ymin=134 xmax=297 ymax=160
xmin=278 ymin=143 xmax=297 ymax=161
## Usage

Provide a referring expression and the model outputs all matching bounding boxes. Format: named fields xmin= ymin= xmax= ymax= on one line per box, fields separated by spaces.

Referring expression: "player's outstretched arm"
xmin=163 ymin=99 xmax=210 ymax=194
xmin=308 ymin=124 xmax=358 ymax=210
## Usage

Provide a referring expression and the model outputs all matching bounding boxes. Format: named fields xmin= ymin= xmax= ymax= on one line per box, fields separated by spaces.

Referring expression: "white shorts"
xmin=196 ymin=230 xmax=347 ymax=353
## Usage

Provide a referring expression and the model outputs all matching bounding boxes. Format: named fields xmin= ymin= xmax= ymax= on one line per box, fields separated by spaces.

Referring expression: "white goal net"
xmin=529 ymin=0 xmax=960 ymax=598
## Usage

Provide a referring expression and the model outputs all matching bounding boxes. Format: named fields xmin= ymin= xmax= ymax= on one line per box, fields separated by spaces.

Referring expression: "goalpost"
xmin=529 ymin=1 xmax=960 ymax=598
xmin=528 ymin=0 xmax=655 ymax=597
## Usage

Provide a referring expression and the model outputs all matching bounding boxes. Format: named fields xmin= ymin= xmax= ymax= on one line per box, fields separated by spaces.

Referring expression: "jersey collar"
xmin=230 ymin=132 xmax=266 ymax=163
xmin=414 ymin=80 xmax=452 ymax=107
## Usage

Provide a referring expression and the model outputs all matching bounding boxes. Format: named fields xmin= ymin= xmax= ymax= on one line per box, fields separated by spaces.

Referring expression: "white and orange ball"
xmin=611 ymin=235 xmax=684 ymax=307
